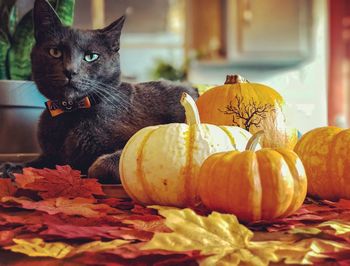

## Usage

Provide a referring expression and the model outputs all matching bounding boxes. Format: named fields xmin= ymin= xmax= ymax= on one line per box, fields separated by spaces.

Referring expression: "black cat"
xmin=0 ymin=0 xmax=198 ymax=183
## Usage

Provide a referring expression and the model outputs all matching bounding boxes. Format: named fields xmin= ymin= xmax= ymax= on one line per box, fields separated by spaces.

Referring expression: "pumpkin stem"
xmin=245 ymin=131 xmax=264 ymax=151
xmin=225 ymin=74 xmax=249 ymax=84
xmin=180 ymin=93 xmax=201 ymax=125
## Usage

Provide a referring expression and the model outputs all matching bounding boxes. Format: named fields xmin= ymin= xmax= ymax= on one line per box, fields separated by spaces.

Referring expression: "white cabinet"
xmin=225 ymin=0 xmax=313 ymax=66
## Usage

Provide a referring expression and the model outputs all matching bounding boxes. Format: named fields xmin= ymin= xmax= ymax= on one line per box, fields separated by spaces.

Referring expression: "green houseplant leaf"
xmin=2 ymin=0 xmax=75 ymax=80
xmin=0 ymin=0 xmax=17 ymax=37
xmin=0 ymin=30 xmax=10 ymax=79
xmin=0 ymin=0 xmax=16 ymax=79
xmin=8 ymin=9 xmax=34 ymax=80
xmin=56 ymin=0 xmax=75 ymax=26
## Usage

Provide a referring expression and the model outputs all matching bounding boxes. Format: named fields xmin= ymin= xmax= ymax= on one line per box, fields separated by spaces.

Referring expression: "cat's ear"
xmin=99 ymin=15 xmax=126 ymax=51
xmin=33 ymin=0 xmax=62 ymax=41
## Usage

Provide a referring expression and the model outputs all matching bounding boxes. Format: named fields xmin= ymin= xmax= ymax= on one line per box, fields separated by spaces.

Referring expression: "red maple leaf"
xmin=0 ymin=209 xmax=48 ymax=227
xmin=72 ymin=242 xmax=201 ymax=266
xmin=1 ymin=196 xmax=118 ymax=218
xmin=0 ymin=179 xmax=17 ymax=199
xmin=247 ymin=198 xmax=350 ymax=232
xmin=124 ymin=218 xmax=170 ymax=233
xmin=14 ymin=168 xmax=45 ymax=188
xmin=98 ymin=198 xmax=134 ymax=210
xmin=15 ymin=165 xmax=105 ymax=199
xmin=39 ymin=224 xmax=153 ymax=241
xmin=0 ymin=229 xmax=17 ymax=246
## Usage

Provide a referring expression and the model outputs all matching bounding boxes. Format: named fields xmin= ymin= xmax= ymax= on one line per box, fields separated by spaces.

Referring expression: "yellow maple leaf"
xmin=318 ymin=220 xmax=350 ymax=235
xmin=276 ymin=238 xmax=349 ymax=264
xmin=6 ymin=238 xmax=129 ymax=259
xmin=142 ymin=206 xmax=279 ymax=266
xmin=142 ymin=206 xmax=350 ymax=266
xmin=70 ymin=239 xmax=129 ymax=255
xmin=6 ymin=238 xmax=73 ymax=259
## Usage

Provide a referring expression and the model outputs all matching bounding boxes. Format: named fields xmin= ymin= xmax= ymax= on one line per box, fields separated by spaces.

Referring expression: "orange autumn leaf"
xmin=123 ymin=218 xmax=170 ymax=233
xmin=14 ymin=165 xmax=105 ymax=199
xmin=39 ymin=224 xmax=153 ymax=241
xmin=0 ymin=179 xmax=17 ymax=199
xmin=0 ymin=229 xmax=17 ymax=246
xmin=1 ymin=196 xmax=117 ymax=218
xmin=15 ymin=168 xmax=45 ymax=188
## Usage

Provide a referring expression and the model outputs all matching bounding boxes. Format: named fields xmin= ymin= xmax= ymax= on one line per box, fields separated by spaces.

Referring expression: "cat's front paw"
xmin=88 ymin=154 xmax=121 ymax=184
xmin=0 ymin=162 xmax=24 ymax=179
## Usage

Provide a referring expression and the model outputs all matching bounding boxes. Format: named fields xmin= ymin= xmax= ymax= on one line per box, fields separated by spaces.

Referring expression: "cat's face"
xmin=31 ymin=0 xmax=125 ymax=101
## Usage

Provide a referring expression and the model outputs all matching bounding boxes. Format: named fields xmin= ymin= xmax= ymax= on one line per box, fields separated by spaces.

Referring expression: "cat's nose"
xmin=63 ymin=69 xmax=77 ymax=80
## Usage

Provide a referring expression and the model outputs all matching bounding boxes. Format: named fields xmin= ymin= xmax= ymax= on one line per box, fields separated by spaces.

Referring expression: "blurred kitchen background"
xmin=5 ymin=0 xmax=350 ymax=133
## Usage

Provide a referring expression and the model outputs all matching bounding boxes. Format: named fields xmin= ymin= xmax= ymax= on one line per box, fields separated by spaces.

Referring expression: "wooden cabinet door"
xmin=226 ymin=0 xmax=313 ymax=66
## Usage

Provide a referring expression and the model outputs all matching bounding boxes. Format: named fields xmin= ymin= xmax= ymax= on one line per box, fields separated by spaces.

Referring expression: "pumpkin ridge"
xmin=329 ymin=129 xmax=350 ymax=199
xmin=183 ymin=124 xmax=197 ymax=206
xmin=119 ymin=127 xmax=159 ymax=202
xmin=136 ymin=128 xmax=159 ymax=204
xmin=274 ymin=148 xmax=306 ymax=216
xmin=256 ymin=149 xmax=294 ymax=219
xmin=218 ymin=126 xmax=237 ymax=149
xmin=248 ymin=151 xmax=262 ymax=221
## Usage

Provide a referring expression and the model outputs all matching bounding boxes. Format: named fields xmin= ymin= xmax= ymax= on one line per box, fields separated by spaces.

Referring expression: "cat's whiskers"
xmin=82 ymin=79 xmax=148 ymax=111
xmin=78 ymin=79 xmax=141 ymax=114
xmin=78 ymin=81 xmax=135 ymax=114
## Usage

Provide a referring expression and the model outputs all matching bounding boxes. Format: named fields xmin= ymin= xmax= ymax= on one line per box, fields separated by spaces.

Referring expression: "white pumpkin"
xmin=119 ymin=93 xmax=255 ymax=207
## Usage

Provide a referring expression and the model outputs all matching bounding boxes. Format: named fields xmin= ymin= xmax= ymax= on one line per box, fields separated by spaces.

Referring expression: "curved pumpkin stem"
xmin=225 ymin=74 xmax=249 ymax=84
xmin=245 ymin=130 xmax=264 ymax=151
xmin=180 ymin=93 xmax=201 ymax=125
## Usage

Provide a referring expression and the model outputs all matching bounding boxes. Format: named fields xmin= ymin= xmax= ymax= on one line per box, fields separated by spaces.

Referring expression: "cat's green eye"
xmin=84 ymin=53 xmax=99 ymax=62
xmin=49 ymin=48 xmax=62 ymax=58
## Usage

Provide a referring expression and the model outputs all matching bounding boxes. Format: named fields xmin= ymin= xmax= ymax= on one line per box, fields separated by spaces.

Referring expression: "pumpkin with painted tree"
xmin=198 ymin=131 xmax=307 ymax=222
xmin=196 ymin=74 xmax=298 ymax=149
xmin=119 ymin=93 xmax=255 ymax=207
xmin=294 ymin=126 xmax=350 ymax=201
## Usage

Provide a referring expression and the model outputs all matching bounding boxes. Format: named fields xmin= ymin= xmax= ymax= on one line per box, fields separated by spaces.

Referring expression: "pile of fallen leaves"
xmin=1 ymin=166 xmax=350 ymax=265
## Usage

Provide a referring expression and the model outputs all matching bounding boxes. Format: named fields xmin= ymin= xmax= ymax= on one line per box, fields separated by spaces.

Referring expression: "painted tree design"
xmin=219 ymin=95 xmax=275 ymax=131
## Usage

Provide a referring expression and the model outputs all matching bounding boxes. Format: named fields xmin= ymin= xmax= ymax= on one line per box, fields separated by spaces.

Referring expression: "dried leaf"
xmin=142 ymin=206 xmax=278 ymax=266
xmin=72 ymin=247 xmax=200 ymax=266
xmin=0 ymin=230 xmax=17 ymax=246
xmin=14 ymin=168 xmax=44 ymax=188
xmin=124 ymin=218 xmax=170 ymax=233
xmin=0 ymin=179 xmax=17 ymax=198
xmin=40 ymin=224 xmax=153 ymax=241
xmin=5 ymin=238 xmax=128 ymax=259
xmin=319 ymin=220 xmax=350 ymax=235
xmin=15 ymin=165 xmax=105 ymax=199
xmin=248 ymin=200 xmax=350 ymax=232
xmin=1 ymin=196 xmax=116 ymax=218
xmin=5 ymin=238 xmax=73 ymax=259
xmin=69 ymin=239 xmax=129 ymax=256
xmin=0 ymin=210 xmax=49 ymax=227
xmin=275 ymin=238 xmax=350 ymax=264
xmin=98 ymin=197 xmax=134 ymax=210
xmin=105 ymin=241 xmax=201 ymax=260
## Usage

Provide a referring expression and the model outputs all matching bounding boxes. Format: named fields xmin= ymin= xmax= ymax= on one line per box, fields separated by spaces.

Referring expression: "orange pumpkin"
xmin=294 ymin=126 xmax=350 ymax=200
xmin=198 ymin=131 xmax=307 ymax=222
xmin=196 ymin=74 xmax=297 ymax=149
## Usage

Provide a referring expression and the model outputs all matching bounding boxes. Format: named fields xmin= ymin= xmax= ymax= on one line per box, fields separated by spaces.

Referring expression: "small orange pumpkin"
xmin=196 ymin=74 xmax=297 ymax=149
xmin=198 ymin=131 xmax=307 ymax=222
xmin=294 ymin=126 xmax=350 ymax=200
